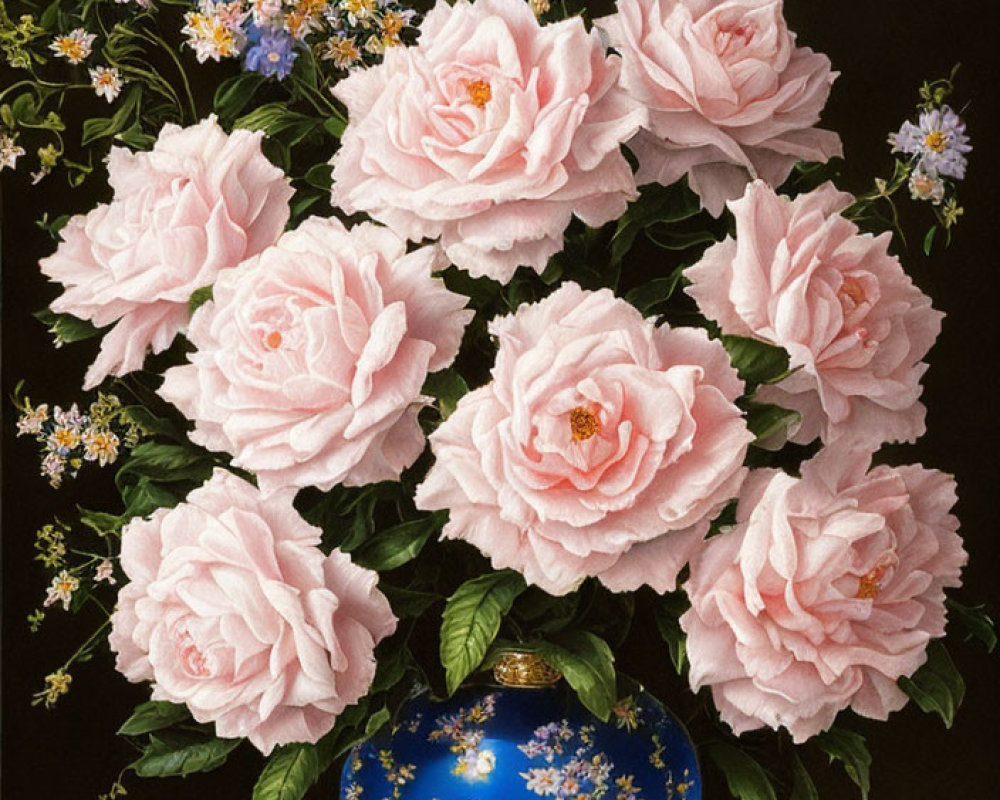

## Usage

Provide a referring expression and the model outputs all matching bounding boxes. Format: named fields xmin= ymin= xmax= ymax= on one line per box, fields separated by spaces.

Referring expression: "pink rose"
xmin=680 ymin=445 xmax=966 ymax=742
xmin=159 ymin=217 xmax=472 ymax=495
xmin=330 ymin=0 xmax=645 ymax=283
xmin=415 ymin=283 xmax=752 ymax=595
xmin=685 ymin=180 xmax=943 ymax=447
xmin=108 ymin=469 xmax=397 ymax=754
xmin=597 ymin=0 xmax=842 ymax=215
xmin=39 ymin=117 xmax=293 ymax=390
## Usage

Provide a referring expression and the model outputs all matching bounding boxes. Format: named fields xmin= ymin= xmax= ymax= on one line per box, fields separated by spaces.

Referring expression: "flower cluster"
xmin=519 ymin=721 xmax=614 ymax=799
xmin=888 ymin=74 xmax=971 ymax=224
xmin=180 ymin=0 xmax=419 ymax=77
xmin=15 ymin=394 xmax=140 ymax=488
xmin=428 ymin=693 xmax=499 ymax=778
xmin=48 ymin=27 xmax=126 ymax=102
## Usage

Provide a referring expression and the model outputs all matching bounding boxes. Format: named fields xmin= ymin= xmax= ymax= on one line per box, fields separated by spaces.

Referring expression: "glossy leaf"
xmin=252 ymin=743 xmax=320 ymax=800
xmin=815 ymin=727 xmax=871 ymax=799
xmin=705 ymin=741 xmax=777 ymax=800
xmin=898 ymin=640 xmax=966 ymax=728
xmin=353 ymin=512 xmax=446 ymax=571
xmin=441 ymin=571 xmax=527 ymax=695
xmin=530 ymin=631 xmax=617 ymax=721
xmin=132 ymin=730 xmax=241 ymax=777
xmin=117 ymin=701 xmax=189 ymax=736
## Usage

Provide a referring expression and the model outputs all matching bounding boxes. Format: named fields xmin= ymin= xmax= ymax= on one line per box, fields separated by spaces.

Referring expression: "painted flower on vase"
xmin=597 ymin=0 xmax=841 ymax=216
xmin=158 ymin=217 xmax=472 ymax=495
xmin=330 ymin=0 xmax=646 ymax=283
xmin=39 ymin=116 xmax=293 ymax=390
xmin=680 ymin=444 xmax=966 ymax=742
xmin=416 ymin=282 xmax=752 ymax=595
xmin=685 ymin=180 xmax=943 ymax=447
xmin=108 ymin=468 xmax=397 ymax=754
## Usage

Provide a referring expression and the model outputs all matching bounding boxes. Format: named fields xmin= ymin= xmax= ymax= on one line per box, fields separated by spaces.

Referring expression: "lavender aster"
xmin=243 ymin=26 xmax=297 ymax=79
xmin=890 ymin=104 xmax=972 ymax=179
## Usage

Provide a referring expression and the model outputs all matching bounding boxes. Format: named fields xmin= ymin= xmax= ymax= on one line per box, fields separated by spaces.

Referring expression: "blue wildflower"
xmin=889 ymin=104 xmax=971 ymax=180
xmin=243 ymin=26 xmax=297 ymax=80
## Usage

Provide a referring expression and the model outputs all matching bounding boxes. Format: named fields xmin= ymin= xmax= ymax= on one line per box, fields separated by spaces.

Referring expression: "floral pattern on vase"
xmin=341 ymin=686 xmax=699 ymax=800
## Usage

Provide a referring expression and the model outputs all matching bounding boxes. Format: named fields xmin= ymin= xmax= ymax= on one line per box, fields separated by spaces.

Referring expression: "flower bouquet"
xmin=2 ymin=0 xmax=997 ymax=798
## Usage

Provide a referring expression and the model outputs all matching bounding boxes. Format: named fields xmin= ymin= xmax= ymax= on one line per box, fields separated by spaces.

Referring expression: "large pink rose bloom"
xmin=330 ymin=0 xmax=645 ymax=283
xmin=39 ymin=117 xmax=293 ymax=389
xmin=686 ymin=180 xmax=943 ymax=446
xmin=108 ymin=469 xmax=397 ymax=754
xmin=415 ymin=283 xmax=752 ymax=595
xmin=681 ymin=445 xmax=966 ymax=742
xmin=159 ymin=217 xmax=472 ymax=495
xmin=597 ymin=0 xmax=841 ymax=216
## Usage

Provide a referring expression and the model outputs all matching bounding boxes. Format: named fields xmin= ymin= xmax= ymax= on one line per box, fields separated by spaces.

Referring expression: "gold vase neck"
xmin=492 ymin=651 xmax=562 ymax=688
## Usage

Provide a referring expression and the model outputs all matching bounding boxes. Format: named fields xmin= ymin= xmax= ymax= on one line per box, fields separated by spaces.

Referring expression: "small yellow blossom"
xmin=89 ymin=65 xmax=125 ymax=103
xmin=34 ymin=670 xmax=72 ymax=708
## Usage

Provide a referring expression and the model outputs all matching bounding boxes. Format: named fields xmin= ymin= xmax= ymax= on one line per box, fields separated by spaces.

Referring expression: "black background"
xmin=3 ymin=1 xmax=999 ymax=798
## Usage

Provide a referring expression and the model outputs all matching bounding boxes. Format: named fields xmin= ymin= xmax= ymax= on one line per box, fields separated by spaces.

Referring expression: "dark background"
xmin=3 ymin=1 xmax=999 ymax=798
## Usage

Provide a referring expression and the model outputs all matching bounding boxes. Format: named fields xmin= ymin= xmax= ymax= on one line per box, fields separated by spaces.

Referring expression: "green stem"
xmin=136 ymin=29 xmax=197 ymax=122
xmin=60 ymin=618 xmax=112 ymax=672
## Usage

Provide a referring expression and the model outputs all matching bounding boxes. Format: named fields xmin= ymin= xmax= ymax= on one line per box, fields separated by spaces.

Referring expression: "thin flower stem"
xmin=136 ymin=30 xmax=198 ymax=122
xmin=60 ymin=618 xmax=112 ymax=672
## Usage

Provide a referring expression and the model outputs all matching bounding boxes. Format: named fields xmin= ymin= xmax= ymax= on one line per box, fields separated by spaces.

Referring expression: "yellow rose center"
xmin=569 ymin=407 xmax=600 ymax=442
xmin=265 ymin=330 xmax=283 ymax=350
xmin=838 ymin=276 xmax=867 ymax=305
xmin=924 ymin=130 xmax=947 ymax=153
xmin=466 ymin=79 xmax=492 ymax=109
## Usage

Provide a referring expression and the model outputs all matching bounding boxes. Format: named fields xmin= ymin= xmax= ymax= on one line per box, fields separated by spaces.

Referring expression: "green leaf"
xmin=645 ymin=226 xmax=717 ymax=252
xmin=380 ymin=585 xmax=442 ymax=619
xmin=624 ymin=268 xmax=686 ymax=315
xmin=214 ymin=72 xmax=268 ymax=121
xmin=323 ymin=116 xmax=346 ymax=140
xmin=81 ymin=86 xmax=141 ymax=145
xmin=188 ymin=285 xmax=214 ymax=314
xmin=923 ymin=225 xmax=938 ymax=257
xmin=514 ymin=589 xmax=580 ymax=635
xmin=651 ymin=592 xmax=689 ymax=675
xmin=119 ymin=405 xmax=187 ymax=443
xmin=121 ymin=478 xmax=181 ymax=518
xmin=422 ymin=369 xmax=469 ymax=420
xmin=118 ymin=701 xmax=190 ymax=736
xmin=609 ymin=182 xmax=702 ymax=265
xmin=946 ymin=598 xmax=997 ymax=652
xmin=720 ymin=335 xmax=792 ymax=386
xmin=132 ymin=730 xmax=242 ymax=777
xmin=116 ymin=121 xmax=157 ymax=150
xmin=370 ymin=645 xmax=411 ymax=694
xmin=790 ymin=752 xmax=819 ymax=800
xmin=364 ymin=706 xmax=391 ymax=739
xmin=253 ymin=743 xmax=320 ymax=800
xmin=304 ymin=163 xmax=333 ymax=192
xmin=77 ymin=507 xmax=126 ymax=536
xmin=814 ymin=727 xmax=871 ymax=799
xmin=440 ymin=571 xmax=527 ymax=695
xmin=115 ymin=442 xmax=215 ymax=489
xmin=353 ymin=512 xmax=446 ymax=571
xmin=33 ymin=308 xmax=104 ymax=345
xmin=530 ymin=631 xmax=617 ymax=721
xmin=898 ymin=640 xmax=966 ymax=728
xmin=704 ymin=741 xmax=777 ymax=800
xmin=235 ymin=103 xmax=321 ymax=147
xmin=744 ymin=401 xmax=801 ymax=446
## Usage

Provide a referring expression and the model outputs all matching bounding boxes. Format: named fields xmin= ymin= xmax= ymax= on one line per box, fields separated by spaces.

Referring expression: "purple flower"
xmin=890 ymin=104 xmax=972 ymax=179
xmin=243 ymin=26 xmax=297 ymax=79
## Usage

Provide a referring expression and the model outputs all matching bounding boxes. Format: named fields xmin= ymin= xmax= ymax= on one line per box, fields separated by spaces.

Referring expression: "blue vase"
xmin=341 ymin=662 xmax=700 ymax=800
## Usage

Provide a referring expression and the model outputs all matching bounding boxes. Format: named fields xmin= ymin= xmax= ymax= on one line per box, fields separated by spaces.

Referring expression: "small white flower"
xmin=49 ymin=28 xmax=97 ymax=64
xmin=44 ymin=570 xmax=80 ymax=610
xmin=95 ymin=559 xmax=117 ymax=585
xmin=89 ymin=66 xmax=125 ymax=103
xmin=0 ymin=133 xmax=26 ymax=171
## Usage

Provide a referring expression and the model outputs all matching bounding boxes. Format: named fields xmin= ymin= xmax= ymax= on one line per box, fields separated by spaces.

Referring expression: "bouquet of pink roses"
xmin=3 ymin=0 xmax=992 ymax=798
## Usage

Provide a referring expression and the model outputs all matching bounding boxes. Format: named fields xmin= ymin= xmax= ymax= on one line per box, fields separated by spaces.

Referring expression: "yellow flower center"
xmin=265 ymin=330 xmax=283 ymax=350
xmin=466 ymin=79 xmax=492 ymax=109
xmin=838 ymin=276 xmax=866 ymax=305
xmin=569 ymin=407 xmax=600 ymax=442
xmin=56 ymin=39 xmax=86 ymax=61
xmin=924 ymin=130 xmax=947 ymax=153
xmin=855 ymin=552 xmax=897 ymax=600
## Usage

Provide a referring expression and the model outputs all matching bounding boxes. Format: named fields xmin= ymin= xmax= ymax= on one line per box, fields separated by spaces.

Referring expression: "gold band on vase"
xmin=492 ymin=651 xmax=562 ymax=688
